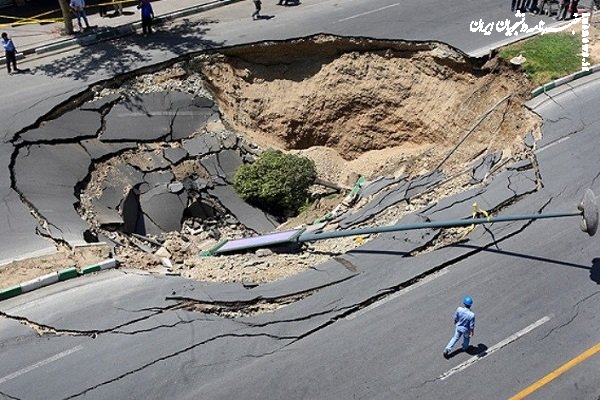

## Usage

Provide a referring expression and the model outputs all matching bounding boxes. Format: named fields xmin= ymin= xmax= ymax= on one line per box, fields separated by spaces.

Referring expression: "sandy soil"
xmin=0 ymin=245 xmax=111 ymax=288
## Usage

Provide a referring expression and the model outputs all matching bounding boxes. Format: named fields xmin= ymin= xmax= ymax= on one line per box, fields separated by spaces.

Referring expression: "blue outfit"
xmin=445 ymin=306 xmax=475 ymax=352
xmin=2 ymin=36 xmax=17 ymax=73
xmin=2 ymin=38 xmax=15 ymax=52
xmin=138 ymin=1 xmax=154 ymax=34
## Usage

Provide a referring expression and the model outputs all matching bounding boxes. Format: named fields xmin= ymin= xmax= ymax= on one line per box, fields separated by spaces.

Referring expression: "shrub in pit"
xmin=234 ymin=150 xmax=316 ymax=216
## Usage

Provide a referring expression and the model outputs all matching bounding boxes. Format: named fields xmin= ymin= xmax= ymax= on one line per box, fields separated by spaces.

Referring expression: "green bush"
xmin=234 ymin=150 xmax=316 ymax=216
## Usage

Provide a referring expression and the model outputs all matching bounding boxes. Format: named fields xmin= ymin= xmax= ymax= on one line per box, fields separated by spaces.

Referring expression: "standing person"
xmin=70 ymin=0 xmax=91 ymax=32
xmin=252 ymin=0 xmax=262 ymax=20
xmin=556 ymin=0 xmax=569 ymax=19
xmin=113 ymin=0 xmax=123 ymax=15
xmin=1 ymin=32 xmax=18 ymax=74
xmin=138 ymin=0 xmax=154 ymax=35
xmin=443 ymin=296 xmax=475 ymax=359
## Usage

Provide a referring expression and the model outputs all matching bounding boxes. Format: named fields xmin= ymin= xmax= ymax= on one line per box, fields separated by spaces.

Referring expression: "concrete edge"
xmin=530 ymin=64 xmax=600 ymax=98
xmin=6 ymin=0 xmax=244 ymax=58
xmin=0 ymin=258 xmax=118 ymax=302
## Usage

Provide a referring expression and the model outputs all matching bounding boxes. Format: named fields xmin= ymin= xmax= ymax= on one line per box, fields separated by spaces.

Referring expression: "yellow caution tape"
xmin=353 ymin=235 xmax=367 ymax=245
xmin=459 ymin=202 xmax=491 ymax=240
xmin=0 ymin=0 xmax=137 ymax=28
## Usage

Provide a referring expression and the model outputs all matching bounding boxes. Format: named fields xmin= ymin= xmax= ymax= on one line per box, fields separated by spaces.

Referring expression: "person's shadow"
xmin=256 ymin=15 xmax=275 ymax=20
xmin=591 ymin=258 xmax=600 ymax=284
xmin=446 ymin=343 xmax=488 ymax=359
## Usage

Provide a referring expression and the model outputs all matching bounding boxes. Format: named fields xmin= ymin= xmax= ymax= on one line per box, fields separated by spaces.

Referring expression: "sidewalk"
xmin=1 ymin=0 xmax=243 ymax=57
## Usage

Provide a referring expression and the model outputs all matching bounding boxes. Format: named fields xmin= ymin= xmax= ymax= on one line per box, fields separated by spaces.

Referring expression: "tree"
xmin=234 ymin=150 xmax=316 ymax=216
xmin=58 ymin=0 xmax=74 ymax=35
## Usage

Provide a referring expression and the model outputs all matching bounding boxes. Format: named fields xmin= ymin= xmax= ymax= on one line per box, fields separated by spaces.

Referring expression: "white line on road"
xmin=336 ymin=3 xmax=400 ymax=23
xmin=346 ymin=270 xmax=448 ymax=321
xmin=0 ymin=345 xmax=83 ymax=385
xmin=439 ymin=315 xmax=552 ymax=380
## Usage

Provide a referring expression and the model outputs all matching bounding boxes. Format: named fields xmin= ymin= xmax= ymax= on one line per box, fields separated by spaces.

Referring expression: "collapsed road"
xmin=0 ymin=31 xmax=599 ymax=399
xmin=6 ymin=37 xmax=541 ymax=285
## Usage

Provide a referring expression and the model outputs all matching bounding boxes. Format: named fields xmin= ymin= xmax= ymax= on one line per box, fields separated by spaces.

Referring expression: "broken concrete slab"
xmin=208 ymin=185 xmax=278 ymax=234
xmin=80 ymin=93 xmax=122 ymax=111
xmin=200 ymin=154 xmax=226 ymax=186
xmin=359 ymin=176 xmax=403 ymax=200
xmin=471 ymin=152 xmax=501 ymax=184
xmin=163 ymin=147 xmax=188 ymax=164
xmin=217 ymin=149 xmax=244 ymax=184
xmin=182 ymin=132 xmax=222 ymax=156
xmin=80 ymin=139 xmax=137 ymax=160
xmin=422 ymin=187 xmax=485 ymax=221
xmin=143 ymin=170 xmax=175 ymax=189
xmin=97 ymin=186 xmax=124 ymax=210
xmin=127 ymin=150 xmax=171 ymax=172
xmin=507 ymin=159 xmax=533 ymax=171
xmin=111 ymin=163 xmax=145 ymax=188
xmin=221 ymin=132 xmax=238 ymax=149
xmin=140 ymin=184 xmax=188 ymax=235
xmin=524 ymin=131 xmax=535 ymax=148
xmin=168 ymin=181 xmax=184 ymax=193
xmin=338 ymin=181 xmax=409 ymax=228
xmin=404 ymin=170 xmax=445 ymax=199
xmin=172 ymin=108 xmax=217 ymax=141
xmin=92 ymin=200 xmax=124 ymax=226
xmin=102 ymin=93 xmax=174 ymax=142
xmin=14 ymin=143 xmax=93 ymax=245
xmin=20 ymin=110 xmax=102 ymax=143
xmin=424 ymin=169 xmax=537 ymax=222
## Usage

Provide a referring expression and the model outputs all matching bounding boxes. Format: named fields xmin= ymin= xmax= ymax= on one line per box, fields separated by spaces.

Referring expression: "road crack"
xmin=540 ymin=290 xmax=600 ymax=340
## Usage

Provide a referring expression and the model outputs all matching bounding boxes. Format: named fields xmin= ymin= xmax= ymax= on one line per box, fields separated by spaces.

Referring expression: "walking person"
xmin=443 ymin=296 xmax=475 ymax=359
xmin=69 ymin=0 xmax=91 ymax=32
xmin=138 ymin=0 xmax=154 ymax=35
xmin=1 ymin=32 xmax=18 ymax=74
xmin=252 ymin=0 xmax=262 ymax=20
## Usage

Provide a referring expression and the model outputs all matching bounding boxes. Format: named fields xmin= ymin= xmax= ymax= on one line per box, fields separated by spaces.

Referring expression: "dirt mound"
xmin=199 ymin=36 xmax=539 ymax=182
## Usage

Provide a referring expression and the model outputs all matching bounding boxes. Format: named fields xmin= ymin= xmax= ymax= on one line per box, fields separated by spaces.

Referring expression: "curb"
xmin=14 ymin=0 xmax=243 ymax=57
xmin=530 ymin=64 xmax=600 ymax=98
xmin=0 ymin=258 xmax=118 ymax=302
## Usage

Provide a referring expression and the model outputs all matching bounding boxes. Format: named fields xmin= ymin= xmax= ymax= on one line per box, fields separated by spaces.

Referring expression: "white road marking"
xmin=439 ymin=315 xmax=552 ymax=380
xmin=336 ymin=3 xmax=400 ymax=22
xmin=346 ymin=270 xmax=448 ymax=321
xmin=0 ymin=345 xmax=83 ymax=385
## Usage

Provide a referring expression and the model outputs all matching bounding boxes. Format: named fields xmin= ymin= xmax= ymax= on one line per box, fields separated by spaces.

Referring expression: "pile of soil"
xmin=198 ymin=37 xmax=539 ymax=184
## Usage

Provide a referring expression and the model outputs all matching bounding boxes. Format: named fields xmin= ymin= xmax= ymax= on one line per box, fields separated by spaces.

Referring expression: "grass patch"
xmin=499 ymin=33 xmax=583 ymax=85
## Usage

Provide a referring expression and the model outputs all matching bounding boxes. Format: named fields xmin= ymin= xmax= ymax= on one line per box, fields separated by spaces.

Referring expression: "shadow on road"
xmin=446 ymin=343 xmax=487 ymax=359
xmin=452 ymin=244 xmax=591 ymax=272
xmin=590 ymin=258 xmax=600 ymax=284
xmin=33 ymin=18 xmax=224 ymax=81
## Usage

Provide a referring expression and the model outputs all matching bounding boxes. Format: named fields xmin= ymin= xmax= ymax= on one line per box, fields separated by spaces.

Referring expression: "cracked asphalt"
xmin=0 ymin=0 xmax=599 ymax=399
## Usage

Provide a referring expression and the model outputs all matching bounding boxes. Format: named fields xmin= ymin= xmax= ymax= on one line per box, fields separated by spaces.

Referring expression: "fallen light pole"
xmin=297 ymin=189 xmax=598 ymax=243
xmin=207 ymin=189 xmax=597 ymax=255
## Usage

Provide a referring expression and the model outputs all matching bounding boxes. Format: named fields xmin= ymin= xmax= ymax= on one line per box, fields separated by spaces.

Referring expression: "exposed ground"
xmin=5 ymin=26 xmax=600 ymax=289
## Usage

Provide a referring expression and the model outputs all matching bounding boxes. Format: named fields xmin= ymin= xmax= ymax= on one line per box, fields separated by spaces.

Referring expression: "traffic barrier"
xmin=20 ymin=271 xmax=59 ymax=293
xmin=0 ymin=285 xmax=22 ymax=301
xmin=58 ymin=267 xmax=79 ymax=281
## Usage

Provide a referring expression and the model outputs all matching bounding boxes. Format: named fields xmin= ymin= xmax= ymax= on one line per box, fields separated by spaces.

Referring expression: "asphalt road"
xmin=1 ymin=0 xmax=599 ymax=399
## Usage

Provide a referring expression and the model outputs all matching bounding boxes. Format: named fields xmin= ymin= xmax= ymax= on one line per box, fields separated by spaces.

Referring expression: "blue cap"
xmin=463 ymin=296 xmax=473 ymax=307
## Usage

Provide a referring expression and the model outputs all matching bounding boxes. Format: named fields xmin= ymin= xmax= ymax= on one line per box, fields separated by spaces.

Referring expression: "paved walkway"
xmin=2 ymin=0 xmax=241 ymax=54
